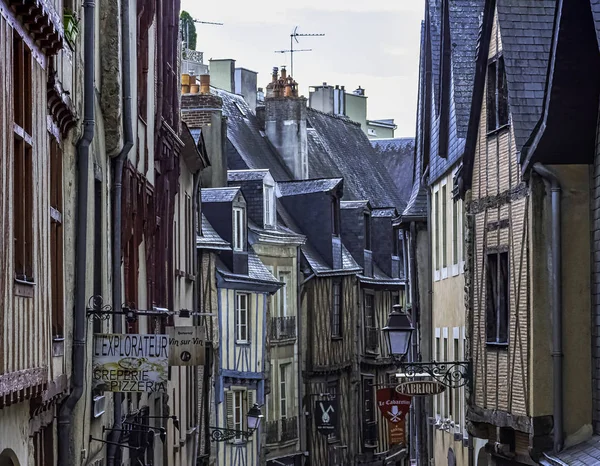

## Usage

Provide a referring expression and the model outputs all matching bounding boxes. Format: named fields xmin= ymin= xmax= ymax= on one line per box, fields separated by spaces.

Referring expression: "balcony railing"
xmin=266 ymin=420 xmax=279 ymax=444
xmin=281 ymin=416 xmax=298 ymax=442
xmin=270 ymin=316 xmax=296 ymax=340
xmin=265 ymin=417 xmax=299 ymax=444
xmin=365 ymin=327 xmax=379 ymax=352
xmin=363 ymin=421 xmax=378 ymax=447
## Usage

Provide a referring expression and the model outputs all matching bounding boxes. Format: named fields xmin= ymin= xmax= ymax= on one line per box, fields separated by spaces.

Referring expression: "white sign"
xmin=167 ymin=326 xmax=205 ymax=366
xmin=92 ymin=334 xmax=169 ymax=393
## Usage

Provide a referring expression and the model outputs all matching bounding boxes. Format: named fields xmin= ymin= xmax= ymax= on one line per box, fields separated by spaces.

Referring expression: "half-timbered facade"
xmin=201 ymin=186 xmax=282 ymax=466
xmin=0 ymin=1 xmax=81 ymax=465
xmin=456 ymin=1 xmax=594 ymax=464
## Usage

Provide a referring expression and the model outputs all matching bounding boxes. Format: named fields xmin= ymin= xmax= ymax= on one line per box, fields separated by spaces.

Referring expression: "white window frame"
xmin=233 ymin=389 xmax=244 ymax=441
xmin=236 ymin=293 xmax=249 ymax=344
xmin=280 ymin=364 xmax=288 ymax=419
xmin=263 ymin=183 xmax=276 ymax=228
xmin=441 ymin=180 xmax=448 ymax=280
xmin=433 ymin=185 xmax=441 ymax=282
xmin=233 ymin=206 xmax=245 ymax=252
xmin=453 ymin=327 xmax=461 ymax=433
xmin=434 ymin=328 xmax=441 ymax=417
xmin=278 ymin=271 xmax=290 ymax=317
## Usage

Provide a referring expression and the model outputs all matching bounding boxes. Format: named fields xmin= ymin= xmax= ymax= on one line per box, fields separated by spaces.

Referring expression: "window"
xmin=13 ymin=33 xmax=33 ymax=282
xmin=364 ymin=293 xmax=377 ymax=352
xmin=453 ymin=337 xmax=460 ymax=423
xmin=236 ymin=293 xmax=249 ymax=343
xmin=233 ymin=206 xmax=245 ymax=251
xmin=435 ymin=335 xmax=441 ymax=415
xmin=486 ymin=252 xmax=509 ymax=344
xmin=185 ymin=193 xmax=192 ymax=272
xmin=444 ymin=337 xmax=450 ymax=418
xmin=233 ymin=390 xmax=244 ymax=440
xmin=331 ymin=281 xmax=342 ymax=337
xmin=280 ymin=364 xmax=288 ymax=419
xmin=434 ymin=190 xmax=439 ymax=272
xmin=33 ymin=423 xmax=54 ymax=466
xmin=364 ymin=213 xmax=371 ymax=251
xmin=442 ymin=184 xmax=447 ymax=269
xmin=327 ymin=380 xmax=339 ymax=440
xmin=225 ymin=388 xmax=255 ymax=443
xmin=486 ymin=56 xmax=509 ymax=132
xmin=392 ymin=229 xmax=399 ymax=256
xmin=331 ymin=197 xmax=340 ymax=236
xmin=50 ymin=139 xmax=64 ymax=337
xmin=278 ymin=272 xmax=290 ymax=317
xmin=452 ymin=198 xmax=458 ymax=266
xmin=264 ymin=183 xmax=276 ymax=228
xmin=363 ymin=378 xmax=375 ymax=423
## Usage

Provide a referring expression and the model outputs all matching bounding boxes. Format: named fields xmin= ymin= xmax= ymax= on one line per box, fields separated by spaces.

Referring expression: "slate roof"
xmin=370 ymin=138 xmax=415 ymax=203
xmin=277 ymin=178 xmax=343 ymax=197
xmin=340 ymin=200 xmax=370 ymax=210
xmin=301 ymin=242 xmax=362 ymax=277
xmin=306 ymin=108 xmax=407 ymax=210
xmin=201 ymin=187 xmax=240 ymax=203
xmin=429 ymin=0 xmax=442 ymax=113
xmin=247 ymin=218 xmax=306 ymax=244
xmin=496 ymin=0 xmax=556 ymax=152
xmin=227 ymin=169 xmax=270 ymax=182
xmin=592 ymin=0 xmax=600 ymax=49
xmin=372 ymin=207 xmax=398 ymax=218
xmin=197 ymin=214 xmax=230 ymax=250
xmin=216 ymin=247 xmax=282 ymax=286
xmin=540 ymin=435 xmax=600 ymax=465
xmin=358 ymin=263 xmax=405 ymax=287
xmin=212 ymin=87 xmax=292 ymax=181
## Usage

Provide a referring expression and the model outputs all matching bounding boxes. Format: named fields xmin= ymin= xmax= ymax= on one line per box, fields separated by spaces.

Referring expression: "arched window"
xmin=447 ymin=448 xmax=456 ymax=466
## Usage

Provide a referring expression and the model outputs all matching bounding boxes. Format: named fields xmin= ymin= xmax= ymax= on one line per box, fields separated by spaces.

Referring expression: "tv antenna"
xmin=274 ymin=26 xmax=325 ymax=77
xmin=192 ymin=18 xmax=224 ymax=26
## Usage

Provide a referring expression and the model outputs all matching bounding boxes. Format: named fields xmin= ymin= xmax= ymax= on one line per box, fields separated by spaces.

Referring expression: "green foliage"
xmin=180 ymin=10 xmax=197 ymax=51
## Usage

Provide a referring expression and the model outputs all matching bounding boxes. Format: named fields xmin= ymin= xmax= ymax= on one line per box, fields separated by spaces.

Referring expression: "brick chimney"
xmin=264 ymin=67 xmax=308 ymax=179
xmin=181 ymin=74 xmax=227 ymax=187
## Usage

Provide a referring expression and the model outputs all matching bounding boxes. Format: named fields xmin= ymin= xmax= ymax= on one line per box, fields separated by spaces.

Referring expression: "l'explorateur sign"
xmin=92 ymin=334 xmax=169 ymax=393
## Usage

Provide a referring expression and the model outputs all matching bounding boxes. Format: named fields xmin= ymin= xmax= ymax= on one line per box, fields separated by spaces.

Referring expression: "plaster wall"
xmin=346 ymin=93 xmax=367 ymax=132
xmin=209 ymin=59 xmax=235 ymax=93
xmin=234 ymin=68 xmax=258 ymax=113
xmin=0 ymin=404 xmax=29 ymax=466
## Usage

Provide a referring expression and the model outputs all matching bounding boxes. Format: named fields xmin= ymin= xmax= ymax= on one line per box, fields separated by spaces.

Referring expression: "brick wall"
xmin=181 ymin=93 xmax=223 ymax=129
xmin=593 ymin=113 xmax=600 ymax=433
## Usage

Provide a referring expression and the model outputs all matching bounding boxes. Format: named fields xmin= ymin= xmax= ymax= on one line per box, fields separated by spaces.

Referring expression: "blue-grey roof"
xmin=496 ymin=0 xmax=556 ymax=152
xmin=372 ymin=207 xmax=398 ymax=218
xmin=212 ymin=88 xmax=292 ymax=181
xmin=228 ymin=169 xmax=270 ymax=182
xmin=541 ymin=435 xmax=600 ymax=466
xmin=197 ymin=214 xmax=230 ymax=250
xmin=201 ymin=187 xmax=240 ymax=203
xmin=306 ymin=108 xmax=407 ymax=210
xmin=277 ymin=178 xmax=343 ymax=197
xmin=592 ymin=0 xmax=600 ymax=49
xmin=370 ymin=138 xmax=415 ymax=203
xmin=301 ymin=242 xmax=362 ymax=277
xmin=340 ymin=200 xmax=370 ymax=210
xmin=217 ymin=248 xmax=282 ymax=286
xmin=358 ymin=263 xmax=405 ymax=287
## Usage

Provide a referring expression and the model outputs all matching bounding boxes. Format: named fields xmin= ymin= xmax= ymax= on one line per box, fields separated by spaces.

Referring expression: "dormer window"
xmin=264 ymin=183 xmax=276 ymax=228
xmin=487 ymin=55 xmax=509 ymax=132
xmin=233 ymin=206 xmax=246 ymax=251
xmin=364 ymin=213 xmax=372 ymax=251
xmin=331 ymin=197 xmax=340 ymax=236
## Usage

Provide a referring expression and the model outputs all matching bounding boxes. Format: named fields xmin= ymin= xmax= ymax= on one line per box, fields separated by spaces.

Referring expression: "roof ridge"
xmin=307 ymin=106 xmax=362 ymax=127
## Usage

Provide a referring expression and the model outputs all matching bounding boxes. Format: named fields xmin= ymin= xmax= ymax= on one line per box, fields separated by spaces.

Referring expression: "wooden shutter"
xmin=226 ymin=391 xmax=234 ymax=429
xmin=246 ymin=390 xmax=255 ymax=440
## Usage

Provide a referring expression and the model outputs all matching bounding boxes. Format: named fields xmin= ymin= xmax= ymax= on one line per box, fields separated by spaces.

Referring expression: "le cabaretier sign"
xmin=92 ymin=334 xmax=169 ymax=393
xmin=377 ymin=388 xmax=411 ymax=423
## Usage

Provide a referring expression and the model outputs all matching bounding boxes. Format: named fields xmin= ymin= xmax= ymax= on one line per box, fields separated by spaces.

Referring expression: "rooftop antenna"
xmin=191 ymin=18 xmax=224 ymax=26
xmin=182 ymin=17 xmax=224 ymax=51
xmin=274 ymin=26 xmax=325 ymax=77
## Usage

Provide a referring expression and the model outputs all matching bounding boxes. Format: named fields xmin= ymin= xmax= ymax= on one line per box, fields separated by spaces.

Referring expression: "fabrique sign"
xmin=92 ymin=334 xmax=169 ymax=393
xmin=376 ymin=388 xmax=412 ymax=423
xmin=167 ymin=326 xmax=205 ymax=366
xmin=395 ymin=380 xmax=446 ymax=396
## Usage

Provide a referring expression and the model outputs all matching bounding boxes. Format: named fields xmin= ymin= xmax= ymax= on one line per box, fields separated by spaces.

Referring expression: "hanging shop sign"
xmin=395 ymin=380 xmax=446 ymax=396
xmin=315 ymin=400 xmax=338 ymax=436
xmin=92 ymin=334 xmax=169 ymax=393
xmin=389 ymin=419 xmax=407 ymax=446
xmin=167 ymin=326 xmax=205 ymax=366
xmin=377 ymin=388 xmax=412 ymax=423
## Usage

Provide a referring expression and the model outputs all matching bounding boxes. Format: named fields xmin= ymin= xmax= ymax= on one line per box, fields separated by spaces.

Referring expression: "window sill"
xmin=486 ymin=124 xmax=510 ymax=138
xmin=486 ymin=341 xmax=509 ymax=349
xmin=235 ymin=341 xmax=250 ymax=346
xmin=331 ymin=336 xmax=343 ymax=341
xmin=14 ymin=278 xmax=35 ymax=297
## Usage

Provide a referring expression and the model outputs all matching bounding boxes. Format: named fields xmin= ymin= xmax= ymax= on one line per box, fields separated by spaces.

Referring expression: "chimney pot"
xmin=281 ymin=67 xmax=287 ymax=80
xmin=200 ymin=74 xmax=211 ymax=94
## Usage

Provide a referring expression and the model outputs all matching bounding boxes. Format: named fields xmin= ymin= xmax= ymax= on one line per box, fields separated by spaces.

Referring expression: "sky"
xmin=180 ymin=0 xmax=424 ymax=138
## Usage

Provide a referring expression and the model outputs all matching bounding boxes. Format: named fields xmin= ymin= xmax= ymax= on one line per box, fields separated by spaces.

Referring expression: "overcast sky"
xmin=180 ymin=0 xmax=424 ymax=137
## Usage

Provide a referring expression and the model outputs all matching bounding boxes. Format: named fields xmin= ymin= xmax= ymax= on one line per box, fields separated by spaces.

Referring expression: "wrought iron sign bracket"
xmin=208 ymin=426 xmax=255 ymax=443
xmin=89 ymin=435 xmax=143 ymax=452
xmin=396 ymin=360 xmax=472 ymax=389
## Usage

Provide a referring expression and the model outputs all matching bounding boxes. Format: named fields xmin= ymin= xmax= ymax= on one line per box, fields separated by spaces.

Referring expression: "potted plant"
xmin=64 ymin=9 xmax=79 ymax=47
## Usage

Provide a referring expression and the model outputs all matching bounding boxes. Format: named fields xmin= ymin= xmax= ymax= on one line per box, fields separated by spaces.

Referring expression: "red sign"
xmin=377 ymin=388 xmax=411 ymax=424
xmin=389 ymin=419 xmax=406 ymax=445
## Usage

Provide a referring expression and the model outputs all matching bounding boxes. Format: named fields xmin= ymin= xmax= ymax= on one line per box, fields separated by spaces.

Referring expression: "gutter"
xmin=57 ymin=0 xmax=95 ymax=464
xmin=532 ymin=163 xmax=563 ymax=453
xmin=107 ymin=0 xmax=134 ymax=462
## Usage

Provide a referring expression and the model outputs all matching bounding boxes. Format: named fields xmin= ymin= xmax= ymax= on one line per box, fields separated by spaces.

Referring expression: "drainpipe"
xmin=57 ymin=0 xmax=95 ymax=464
xmin=192 ymin=171 xmax=201 ymax=464
xmin=532 ymin=163 xmax=563 ymax=453
xmin=296 ymin=247 xmax=306 ymax=457
xmin=106 ymin=0 xmax=134 ymax=463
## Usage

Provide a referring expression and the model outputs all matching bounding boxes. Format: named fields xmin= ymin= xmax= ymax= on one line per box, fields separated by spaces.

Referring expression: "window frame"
xmin=278 ymin=271 xmax=290 ymax=318
xmin=364 ymin=213 xmax=372 ymax=251
xmin=279 ymin=363 xmax=288 ymax=419
xmin=486 ymin=54 xmax=509 ymax=134
xmin=433 ymin=185 xmax=440 ymax=281
xmin=233 ymin=206 xmax=246 ymax=252
xmin=236 ymin=292 xmax=250 ymax=344
xmin=485 ymin=251 xmax=509 ymax=345
xmin=441 ymin=182 xmax=448 ymax=278
xmin=331 ymin=280 xmax=342 ymax=338
xmin=331 ymin=197 xmax=340 ymax=236
xmin=263 ymin=183 xmax=276 ymax=228
xmin=50 ymin=137 xmax=64 ymax=337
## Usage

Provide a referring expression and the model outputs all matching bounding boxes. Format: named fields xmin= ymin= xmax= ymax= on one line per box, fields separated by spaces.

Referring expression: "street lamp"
xmin=382 ymin=305 xmax=471 ymax=390
xmin=382 ymin=305 xmax=414 ymax=358
xmin=209 ymin=403 xmax=263 ymax=442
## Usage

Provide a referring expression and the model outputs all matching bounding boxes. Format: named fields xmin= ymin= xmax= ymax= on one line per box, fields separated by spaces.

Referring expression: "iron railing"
xmin=270 ymin=316 xmax=296 ymax=340
xmin=281 ymin=416 xmax=298 ymax=442
xmin=265 ymin=420 xmax=279 ymax=444
xmin=365 ymin=326 xmax=379 ymax=352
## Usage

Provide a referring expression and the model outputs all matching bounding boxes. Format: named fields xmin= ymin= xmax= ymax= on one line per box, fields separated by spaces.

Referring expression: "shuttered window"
xmin=13 ymin=32 xmax=34 ymax=283
xmin=50 ymin=138 xmax=64 ymax=337
xmin=486 ymin=252 xmax=509 ymax=344
xmin=331 ymin=281 xmax=342 ymax=338
xmin=236 ymin=293 xmax=249 ymax=343
xmin=225 ymin=389 xmax=255 ymax=443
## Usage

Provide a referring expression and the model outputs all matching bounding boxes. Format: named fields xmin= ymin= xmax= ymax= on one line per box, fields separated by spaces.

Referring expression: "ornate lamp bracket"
xmin=396 ymin=360 xmax=472 ymax=389
xmin=208 ymin=426 xmax=255 ymax=443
